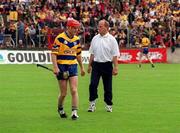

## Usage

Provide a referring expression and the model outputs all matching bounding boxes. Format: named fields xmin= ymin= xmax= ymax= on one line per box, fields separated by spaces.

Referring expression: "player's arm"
xmin=77 ymin=44 xmax=85 ymax=76
xmin=140 ymin=38 xmax=144 ymax=48
xmin=147 ymin=38 xmax=151 ymax=47
xmin=51 ymin=53 xmax=59 ymax=75
xmin=51 ymin=39 xmax=60 ymax=75
xmin=77 ymin=54 xmax=85 ymax=76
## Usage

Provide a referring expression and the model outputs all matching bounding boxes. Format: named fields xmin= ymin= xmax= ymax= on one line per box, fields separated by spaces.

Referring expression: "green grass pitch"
xmin=0 ymin=64 xmax=180 ymax=133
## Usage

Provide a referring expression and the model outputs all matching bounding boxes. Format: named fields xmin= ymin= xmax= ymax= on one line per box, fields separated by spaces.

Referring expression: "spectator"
xmin=0 ymin=28 xmax=4 ymax=48
xmin=26 ymin=24 xmax=36 ymax=48
xmin=0 ymin=12 xmax=4 ymax=27
xmin=0 ymin=0 xmax=179 ymax=49
xmin=17 ymin=19 xmax=25 ymax=47
xmin=118 ymin=29 xmax=127 ymax=47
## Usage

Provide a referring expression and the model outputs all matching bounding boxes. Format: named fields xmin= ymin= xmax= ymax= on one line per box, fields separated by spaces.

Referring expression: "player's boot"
xmin=58 ymin=109 xmax=67 ymax=118
xmin=71 ymin=110 xmax=79 ymax=120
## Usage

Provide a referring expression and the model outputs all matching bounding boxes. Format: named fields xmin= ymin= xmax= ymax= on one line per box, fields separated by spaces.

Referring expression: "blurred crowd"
xmin=0 ymin=0 xmax=179 ymax=49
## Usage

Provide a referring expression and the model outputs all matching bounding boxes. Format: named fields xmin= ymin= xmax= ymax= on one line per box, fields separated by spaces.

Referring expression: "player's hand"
xmin=53 ymin=67 xmax=60 ymax=76
xmin=80 ymin=68 xmax=85 ymax=76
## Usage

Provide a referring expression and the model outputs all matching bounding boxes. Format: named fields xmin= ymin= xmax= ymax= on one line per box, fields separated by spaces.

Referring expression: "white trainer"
xmin=105 ymin=105 xmax=112 ymax=112
xmin=88 ymin=101 xmax=96 ymax=112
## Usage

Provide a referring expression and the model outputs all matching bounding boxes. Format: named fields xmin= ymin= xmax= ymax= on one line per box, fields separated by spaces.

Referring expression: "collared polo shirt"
xmin=89 ymin=33 xmax=120 ymax=62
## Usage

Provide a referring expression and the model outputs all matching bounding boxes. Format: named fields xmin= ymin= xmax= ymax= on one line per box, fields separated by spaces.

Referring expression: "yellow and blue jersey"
xmin=141 ymin=37 xmax=150 ymax=47
xmin=141 ymin=37 xmax=150 ymax=54
xmin=51 ymin=32 xmax=81 ymax=65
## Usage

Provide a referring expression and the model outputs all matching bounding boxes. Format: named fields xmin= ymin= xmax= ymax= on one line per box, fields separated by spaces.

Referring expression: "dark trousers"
xmin=89 ymin=61 xmax=113 ymax=105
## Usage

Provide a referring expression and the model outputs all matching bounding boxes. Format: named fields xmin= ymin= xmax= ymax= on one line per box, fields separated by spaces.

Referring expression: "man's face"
xmin=98 ymin=21 xmax=108 ymax=36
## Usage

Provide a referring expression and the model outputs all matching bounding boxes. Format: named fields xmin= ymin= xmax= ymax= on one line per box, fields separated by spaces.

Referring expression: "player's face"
xmin=67 ymin=26 xmax=79 ymax=38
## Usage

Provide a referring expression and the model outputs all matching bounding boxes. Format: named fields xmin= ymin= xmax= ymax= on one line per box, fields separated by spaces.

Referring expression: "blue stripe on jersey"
xmin=57 ymin=37 xmax=65 ymax=44
xmin=67 ymin=42 xmax=75 ymax=48
xmin=57 ymin=55 xmax=76 ymax=60
xmin=76 ymin=40 xmax=80 ymax=45
xmin=57 ymin=37 xmax=80 ymax=48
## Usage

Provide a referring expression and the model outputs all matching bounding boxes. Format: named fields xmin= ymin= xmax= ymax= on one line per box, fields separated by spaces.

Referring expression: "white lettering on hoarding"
xmin=119 ymin=52 xmax=132 ymax=61
xmin=149 ymin=52 xmax=163 ymax=60
xmin=0 ymin=50 xmax=7 ymax=64
xmin=136 ymin=51 xmax=163 ymax=61
xmin=7 ymin=52 xmax=51 ymax=64
xmin=82 ymin=51 xmax=90 ymax=64
xmin=0 ymin=50 xmax=91 ymax=64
